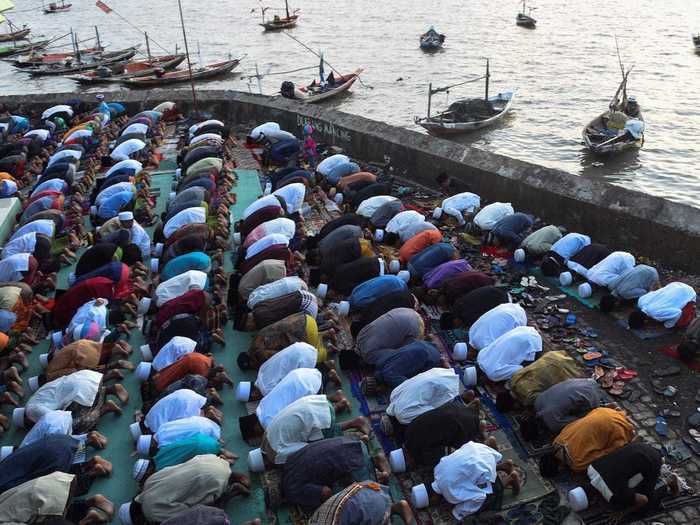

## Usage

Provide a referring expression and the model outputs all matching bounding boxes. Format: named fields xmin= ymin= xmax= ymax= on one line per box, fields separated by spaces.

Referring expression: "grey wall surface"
xmin=4 ymin=89 xmax=698 ymax=271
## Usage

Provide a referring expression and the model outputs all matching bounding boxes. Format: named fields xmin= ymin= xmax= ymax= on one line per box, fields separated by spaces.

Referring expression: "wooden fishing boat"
xmin=0 ymin=27 xmax=30 ymax=42
xmin=414 ymin=60 xmax=515 ymax=135
xmin=25 ymin=47 xmax=138 ymax=76
xmin=44 ymin=1 xmax=72 ymax=14
xmin=0 ymin=40 xmax=49 ymax=58
xmin=68 ymin=54 xmax=186 ymax=84
xmin=281 ymin=68 xmax=363 ymax=103
xmin=419 ymin=27 xmax=445 ymax=51
xmin=582 ymin=72 xmax=645 ymax=155
xmin=516 ymin=0 xmax=537 ymax=28
xmin=120 ymin=58 xmax=240 ymax=87
xmin=259 ymin=0 xmax=299 ymax=30
xmin=9 ymin=47 xmax=104 ymax=67
xmin=694 ymin=34 xmax=700 ymax=54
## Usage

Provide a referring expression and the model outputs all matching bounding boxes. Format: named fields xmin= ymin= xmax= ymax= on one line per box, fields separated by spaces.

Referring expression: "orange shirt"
xmin=399 ymin=230 xmax=443 ymax=264
xmin=154 ymin=352 xmax=213 ymax=393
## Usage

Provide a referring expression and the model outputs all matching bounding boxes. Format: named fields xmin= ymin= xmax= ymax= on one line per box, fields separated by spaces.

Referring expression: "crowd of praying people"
xmin=0 ymin=97 xmax=696 ymax=525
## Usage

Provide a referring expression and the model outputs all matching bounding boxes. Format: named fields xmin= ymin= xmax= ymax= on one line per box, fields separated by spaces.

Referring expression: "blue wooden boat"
xmin=419 ymin=27 xmax=445 ymax=51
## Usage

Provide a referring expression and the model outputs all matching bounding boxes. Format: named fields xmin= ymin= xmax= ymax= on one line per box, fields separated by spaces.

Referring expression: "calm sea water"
xmin=3 ymin=0 xmax=700 ymax=206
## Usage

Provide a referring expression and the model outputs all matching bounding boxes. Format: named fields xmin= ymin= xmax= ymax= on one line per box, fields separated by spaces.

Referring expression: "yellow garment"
xmin=358 ymin=238 xmax=374 ymax=258
xmin=305 ymin=314 xmax=327 ymax=363
xmin=607 ymin=111 xmax=628 ymax=130
xmin=509 ymin=351 xmax=580 ymax=406
xmin=0 ymin=471 xmax=74 ymax=523
xmin=554 ymin=407 xmax=634 ymax=472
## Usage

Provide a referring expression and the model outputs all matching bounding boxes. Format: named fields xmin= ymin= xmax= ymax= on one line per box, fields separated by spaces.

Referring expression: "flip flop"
xmin=663 ymin=386 xmax=678 ymax=398
xmin=593 ymin=366 xmax=605 ymax=380
xmin=583 ymin=351 xmax=602 ymax=361
xmin=660 ymin=409 xmax=681 ymax=418
xmin=655 ymin=415 xmax=669 ymax=437
xmin=615 ymin=368 xmax=638 ymax=380
xmin=653 ymin=365 xmax=682 ymax=377
xmin=682 ymin=435 xmax=700 ymax=455
xmin=688 ymin=413 xmax=700 ymax=428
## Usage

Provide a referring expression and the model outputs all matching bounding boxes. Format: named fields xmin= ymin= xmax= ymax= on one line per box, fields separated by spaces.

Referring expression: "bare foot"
xmin=0 ymin=414 xmax=8 ymax=430
xmin=87 ymin=456 xmax=113 ymax=478
xmin=87 ymin=431 xmax=108 ymax=449
xmin=100 ymin=400 xmax=123 ymax=417
xmin=0 ymin=392 xmax=19 ymax=407
xmin=3 ymin=366 xmax=21 ymax=384
xmin=327 ymin=368 xmax=342 ymax=387
xmin=109 ymin=384 xmax=129 ymax=404
xmin=392 ymin=500 xmax=414 ymax=525
xmin=103 ymin=370 xmax=125 ymax=382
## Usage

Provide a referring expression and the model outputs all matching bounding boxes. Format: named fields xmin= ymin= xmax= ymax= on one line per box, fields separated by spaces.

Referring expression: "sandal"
xmin=655 ymin=415 xmax=669 ymax=437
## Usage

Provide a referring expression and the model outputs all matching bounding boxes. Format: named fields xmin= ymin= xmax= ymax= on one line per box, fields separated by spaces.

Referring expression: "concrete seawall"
xmin=4 ymin=89 xmax=699 ymax=271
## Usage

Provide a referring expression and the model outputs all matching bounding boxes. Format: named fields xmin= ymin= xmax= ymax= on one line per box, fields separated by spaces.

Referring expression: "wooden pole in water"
xmin=94 ymin=26 xmax=101 ymax=51
xmin=484 ymin=58 xmax=490 ymax=101
xmin=145 ymin=32 xmax=151 ymax=61
xmin=177 ymin=0 xmax=198 ymax=113
xmin=427 ymin=82 xmax=432 ymax=119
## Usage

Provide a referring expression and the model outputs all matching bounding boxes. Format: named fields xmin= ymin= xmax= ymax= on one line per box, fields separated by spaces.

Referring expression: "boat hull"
xmin=26 ymin=48 xmax=139 ymax=76
xmin=302 ymin=69 xmax=363 ymax=103
xmin=415 ymin=91 xmax=516 ymax=135
xmin=260 ymin=16 xmax=298 ymax=30
xmin=120 ymin=59 xmax=240 ymax=87
xmin=516 ymin=14 xmax=536 ymax=28
xmin=0 ymin=29 xmax=31 ymax=42
xmin=582 ymin=112 xmax=645 ymax=154
xmin=68 ymin=55 xmax=186 ymax=84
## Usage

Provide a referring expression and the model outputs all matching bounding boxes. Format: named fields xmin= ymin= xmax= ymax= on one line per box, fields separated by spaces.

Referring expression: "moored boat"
xmin=694 ymin=34 xmax=700 ymax=54
xmin=516 ymin=0 xmax=537 ymax=28
xmin=280 ymin=67 xmax=363 ymax=103
xmin=419 ymin=27 xmax=445 ymax=51
xmin=67 ymin=54 xmax=186 ymax=84
xmin=9 ymin=47 xmax=105 ymax=68
xmin=259 ymin=0 xmax=299 ymax=30
xmin=119 ymin=58 xmax=240 ymax=87
xmin=0 ymin=27 xmax=30 ymax=42
xmin=43 ymin=1 xmax=72 ymax=14
xmin=25 ymin=47 xmax=139 ymax=76
xmin=0 ymin=40 xmax=49 ymax=58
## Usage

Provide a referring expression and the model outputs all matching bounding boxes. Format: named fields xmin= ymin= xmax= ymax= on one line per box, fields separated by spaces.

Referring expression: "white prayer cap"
xmin=374 ymin=229 xmax=384 ymax=242
xmin=568 ymin=487 xmax=588 ymax=512
xmin=154 ymin=243 xmax=163 ymax=257
xmin=452 ymin=342 xmax=468 ymax=361
xmin=433 ymin=207 xmax=443 ymax=220
xmin=463 ymin=366 xmax=478 ymax=387
xmin=132 ymin=459 xmax=150 ymax=481
xmin=233 ymin=232 xmax=241 ymax=245
xmin=137 ymin=435 xmax=152 ymax=456
xmin=68 ymin=272 xmax=76 ymax=286
xmin=28 ymin=376 xmax=40 ymax=393
xmin=411 ymin=484 xmax=429 ymax=508
xmin=559 ymin=272 xmax=573 ymax=287
xmin=175 ymin=168 xmax=181 ymax=178
xmin=397 ymin=270 xmax=410 ymax=283
xmin=51 ymin=331 xmax=63 ymax=347
xmin=264 ymin=183 xmax=272 ymax=195
xmin=149 ymin=258 xmax=159 ymax=274
xmin=336 ymin=301 xmax=350 ymax=317
xmin=236 ymin=381 xmax=252 ymax=402
xmin=578 ymin=282 xmax=592 ymax=298
xmin=90 ymin=205 xmax=97 ymax=216
xmin=119 ymin=503 xmax=134 ymax=525
xmin=389 ymin=260 xmax=400 ymax=274
xmin=140 ymin=344 xmax=153 ymax=361
xmin=389 ymin=448 xmax=407 ymax=472
xmin=135 ymin=362 xmax=152 ymax=382
xmin=317 ymin=283 xmax=328 ymax=299
xmin=39 ymin=353 xmax=49 ymax=368
xmin=12 ymin=408 xmax=25 ymax=428
xmin=129 ymin=422 xmax=142 ymax=441
xmin=138 ymin=297 xmax=152 ymax=315
xmin=334 ymin=193 xmax=344 ymax=205
xmin=248 ymin=448 xmax=265 ymax=472
xmin=118 ymin=211 xmax=134 ymax=221
xmin=0 ymin=446 xmax=13 ymax=461
xmin=168 ymin=191 xmax=176 ymax=202
xmin=514 ymin=248 xmax=526 ymax=263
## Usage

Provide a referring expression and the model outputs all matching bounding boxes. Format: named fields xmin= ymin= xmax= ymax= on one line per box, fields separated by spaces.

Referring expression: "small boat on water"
xmin=414 ymin=59 xmax=515 ymax=136
xmin=419 ymin=27 xmax=445 ymax=51
xmin=0 ymin=27 xmax=30 ymax=42
xmin=259 ymin=0 xmax=299 ymax=30
xmin=9 ymin=47 xmax=105 ymax=67
xmin=68 ymin=54 xmax=186 ymax=84
xmin=280 ymin=60 xmax=363 ymax=103
xmin=43 ymin=1 xmax=72 ymax=14
xmin=25 ymin=47 xmax=139 ymax=76
xmin=693 ymin=34 xmax=700 ymax=54
xmin=516 ymin=0 xmax=537 ymax=28
xmin=0 ymin=40 xmax=49 ymax=58
xmin=582 ymin=71 xmax=645 ymax=155
xmin=120 ymin=58 xmax=240 ymax=87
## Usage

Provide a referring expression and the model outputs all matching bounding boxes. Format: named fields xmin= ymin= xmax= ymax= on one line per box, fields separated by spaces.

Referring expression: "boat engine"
xmin=280 ymin=81 xmax=296 ymax=99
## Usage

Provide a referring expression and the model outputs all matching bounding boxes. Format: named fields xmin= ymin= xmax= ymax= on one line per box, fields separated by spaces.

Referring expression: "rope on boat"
xmin=239 ymin=64 xmax=317 ymax=80
xmin=432 ymin=75 xmax=487 ymax=94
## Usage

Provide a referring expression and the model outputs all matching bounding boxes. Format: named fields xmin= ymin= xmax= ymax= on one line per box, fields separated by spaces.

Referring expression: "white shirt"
xmin=586 ymin=251 xmax=636 ymax=287
xmin=273 ymin=183 xmax=306 ymax=214
xmin=11 ymin=220 xmax=55 ymax=241
xmin=264 ymin=395 xmax=332 ymax=464
xmin=473 ymin=202 xmax=514 ymax=231
xmin=163 ymin=207 xmax=206 ymax=239
xmin=246 ymin=233 xmax=290 ymax=261
xmin=42 ymin=105 xmax=74 ymax=121
xmin=2 ymin=232 xmax=37 ymax=259
xmin=0 ymin=253 xmax=30 ymax=282
xmin=468 ymin=303 xmax=528 ymax=351
xmin=442 ymin=192 xmax=481 ymax=214
xmin=386 ymin=368 xmax=460 ymax=424
xmin=256 ymin=368 xmax=322 ymax=428
xmin=400 ymin=221 xmax=438 ymax=243
xmin=242 ymin=194 xmax=282 ymax=220
xmin=356 ymin=196 xmax=399 ymax=218
xmin=155 ymin=416 xmax=221 ymax=449
xmin=155 ymin=270 xmax=208 ymax=307
xmin=249 ymin=122 xmax=295 ymax=143
xmin=244 ymin=218 xmax=296 ymax=248
xmin=190 ymin=133 xmax=223 ymax=146
xmin=105 ymin=159 xmax=142 ymax=178
xmin=95 ymin=182 xmax=135 ymax=207
xmin=477 ymin=326 xmax=542 ymax=381
xmin=152 ymin=336 xmax=197 ymax=371
xmin=131 ymin=221 xmax=151 ymax=258
xmin=432 ymin=442 xmax=502 ymax=520
xmin=551 ymin=233 xmax=591 ymax=260
xmin=317 ymin=154 xmax=349 ymax=176
xmin=190 ymin=120 xmax=225 ymax=137
xmin=20 ymin=410 xmax=73 ymax=448
xmin=110 ymin=138 xmax=146 ymax=161
xmin=247 ymin=277 xmax=308 ymax=310
xmin=121 ymin=123 xmax=149 ymax=136
xmin=145 ymin=389 xmax=207 ymax=432
xmin=26 ymin=370 xmax=103 ymax=423
xmin=386 ymin=210 xmax=425 ymax=235
xmin=24 ymin=129 xmax=50 ymax=142
xmin=255 ymin=342 xmax=318 ymax=396
xmin=47 ymin=149 xmax=81 ymax=168
xmin=638 ymin=282 xmax=697 ymax=328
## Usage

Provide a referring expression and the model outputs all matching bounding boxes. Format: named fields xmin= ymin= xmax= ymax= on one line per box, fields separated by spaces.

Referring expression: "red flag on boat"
xmin=95 ymin=0 xmax=111 ymax=13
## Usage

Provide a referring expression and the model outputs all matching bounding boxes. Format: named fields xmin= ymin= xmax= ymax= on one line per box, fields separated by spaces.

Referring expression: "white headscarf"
xmin=20 ymin=410 xmax=73 ymax=448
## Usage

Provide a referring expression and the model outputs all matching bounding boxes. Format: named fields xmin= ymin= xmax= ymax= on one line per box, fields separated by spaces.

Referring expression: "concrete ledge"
xmin=0 ymin=197 xmax=20 ymax=245
xmin=4 ymin=89 xmax=699 ymax=271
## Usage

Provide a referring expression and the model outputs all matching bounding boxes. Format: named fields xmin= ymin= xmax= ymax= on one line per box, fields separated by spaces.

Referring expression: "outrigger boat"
xmin=419 ymin=27 xmax=445 ymax=51
xmin=414 ymin=59 xmax=515 ymax=136
xmin=25 ymin=47 xmax=138 ymax=76
xmin=0 ymin=39 xmax=49 ymax=58
xmin=516 ymin=0 xmax=537 ymax=28
xmin=582 ymin=70 xmax=645 ymax=155
xmin=0 ymin=26 xmax=30 ymax=42
xmin=259 ymin=0 xmax=299 ymax=31
xmin=119 ymin=58 xmax=240 ymax=87
xmin=43 ymin=1 xmax=72 ymax=14
xmin=68 ymin=54 xmax=186 ymax=84
xmin=9 ymin=47 xmax=106 ymax=67
xmin=281 ymin=61 xmax=363 ymax=103
xmin=693 ymin=34 xmax=700 ymax=54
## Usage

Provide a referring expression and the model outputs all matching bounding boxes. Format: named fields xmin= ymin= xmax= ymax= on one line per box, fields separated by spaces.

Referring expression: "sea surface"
xmin=2 ymin=0 xmax=700 ymax=207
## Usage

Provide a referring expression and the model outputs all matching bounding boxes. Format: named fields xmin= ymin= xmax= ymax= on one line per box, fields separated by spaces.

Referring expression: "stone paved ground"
xmin=229 ymin=125 xmax=700 ymax=525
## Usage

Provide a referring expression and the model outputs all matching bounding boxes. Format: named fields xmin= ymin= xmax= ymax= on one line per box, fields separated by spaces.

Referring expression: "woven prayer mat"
xmin=529 ymin=268 xmax=602 ymax=309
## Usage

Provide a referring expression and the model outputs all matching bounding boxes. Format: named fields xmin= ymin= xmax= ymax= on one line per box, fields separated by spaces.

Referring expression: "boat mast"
xmin=427 ymin=82 xmax=432 ymax=119
xmin=285 ymin=0 xmax=290 ymax=19
xmin=484 ymin=58 xmax=490 ymax=100
xmin=177 ymin=0 xmax=198 ymax=113
xmin=145 ymin=31 xmax=151 ymax=61
xmin=94 ymin=26 xmax=101 ymax=51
